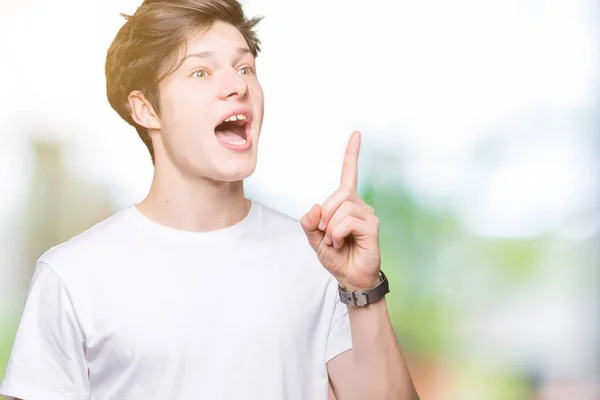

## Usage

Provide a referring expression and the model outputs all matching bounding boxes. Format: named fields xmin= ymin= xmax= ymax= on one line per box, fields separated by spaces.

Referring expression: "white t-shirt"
xmin=0 ymin=200 xmax=352 ymax=400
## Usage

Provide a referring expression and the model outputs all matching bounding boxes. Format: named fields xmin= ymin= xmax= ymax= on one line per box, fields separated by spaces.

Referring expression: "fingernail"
xmin=333 ymin=240 xmax=339 ymax=249
xmin=325 ymin=235 xmax=332 ymax=245
xmin=318 ymin=220 xmax=325 ymax=231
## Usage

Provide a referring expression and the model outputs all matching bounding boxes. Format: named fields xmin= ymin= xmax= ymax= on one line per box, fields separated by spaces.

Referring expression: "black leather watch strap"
xmin=338 ymin=270 xmax=390 ymax=307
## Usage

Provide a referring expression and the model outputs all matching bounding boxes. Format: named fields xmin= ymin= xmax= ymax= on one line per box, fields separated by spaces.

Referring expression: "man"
xmin=0 ymin=1 xmax=418 ymax=399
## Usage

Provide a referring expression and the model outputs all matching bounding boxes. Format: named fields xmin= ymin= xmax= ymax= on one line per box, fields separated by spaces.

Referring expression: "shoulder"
xmin=38 ymin=205 xmax=134 ymax=276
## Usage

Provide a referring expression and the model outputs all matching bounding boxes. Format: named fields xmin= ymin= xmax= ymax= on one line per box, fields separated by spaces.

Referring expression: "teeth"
xmin=229 ymin=138 xmax=247 ymax=145
xmin=224 ymin=114 xmax=247 ymax=123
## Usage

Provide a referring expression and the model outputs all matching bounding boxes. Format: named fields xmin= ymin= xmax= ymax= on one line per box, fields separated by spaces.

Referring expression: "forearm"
xmin=347 ymin=298 xmax=418 ymax=400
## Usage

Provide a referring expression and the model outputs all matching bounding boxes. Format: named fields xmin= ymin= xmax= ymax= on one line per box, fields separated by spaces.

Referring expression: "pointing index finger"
xmin=340 ymin=131 xmax=361 ymax=190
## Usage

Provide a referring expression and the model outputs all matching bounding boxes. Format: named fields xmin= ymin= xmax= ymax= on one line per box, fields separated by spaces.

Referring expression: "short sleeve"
xmin=0 ymin=262 xmax=90 ymax=400
xmin=325 ymin=279 xmax=353 ymax=362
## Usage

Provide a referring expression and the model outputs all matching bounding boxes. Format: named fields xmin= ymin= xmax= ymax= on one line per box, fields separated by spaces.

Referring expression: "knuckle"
xmin=330 ymin=227 xmax=340 ymax=239
xmin=342 ymin=200 xmax=355 ymax=211
xmin=372 ymin=215 xmax=380 ymax=228
xmin=347 ymin=216 xmax=358 ymax=229
xmin=322 ymin=205 xmax=334 ymax=220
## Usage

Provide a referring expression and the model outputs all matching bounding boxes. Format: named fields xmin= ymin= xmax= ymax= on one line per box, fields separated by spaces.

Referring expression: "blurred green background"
xmin=1 ymin=0 xmax=599 ymax=399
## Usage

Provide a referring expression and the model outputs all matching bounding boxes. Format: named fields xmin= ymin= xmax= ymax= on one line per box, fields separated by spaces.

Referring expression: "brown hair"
xmin=105 ymin=0 xmax=263 ymax=163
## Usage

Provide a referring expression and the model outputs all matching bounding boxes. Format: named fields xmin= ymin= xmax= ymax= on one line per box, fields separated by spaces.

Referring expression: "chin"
xmin=212 ymin=161 xmax=257 ymax=182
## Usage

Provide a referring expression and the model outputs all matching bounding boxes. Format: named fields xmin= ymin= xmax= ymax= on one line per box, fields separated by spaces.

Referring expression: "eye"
xmin=238 ymin=66 xmax=255 ymax=76
xmin=192 ymin=69 xmax=209 ymax=78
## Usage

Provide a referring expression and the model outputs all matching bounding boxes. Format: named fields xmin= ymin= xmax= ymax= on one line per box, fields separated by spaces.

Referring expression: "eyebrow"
xmin=180 ymin=47 xmax=252 ymax=64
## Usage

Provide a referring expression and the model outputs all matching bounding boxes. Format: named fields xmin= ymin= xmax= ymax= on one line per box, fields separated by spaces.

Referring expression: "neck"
xmin=136 ymin=161 xmax=251 ymax=233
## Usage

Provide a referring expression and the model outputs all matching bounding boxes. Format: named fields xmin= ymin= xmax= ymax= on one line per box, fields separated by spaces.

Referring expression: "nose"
xmin=217 ymin=68 xmax=249 ymax=101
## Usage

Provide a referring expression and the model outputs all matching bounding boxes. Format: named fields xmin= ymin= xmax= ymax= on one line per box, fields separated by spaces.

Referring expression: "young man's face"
xmin=155 ymin=21 xmax=264 ymax=182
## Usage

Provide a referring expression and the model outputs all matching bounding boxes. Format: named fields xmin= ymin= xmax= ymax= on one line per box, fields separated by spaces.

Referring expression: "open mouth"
xmin=214 ymin=113 xmax=249 ymax=145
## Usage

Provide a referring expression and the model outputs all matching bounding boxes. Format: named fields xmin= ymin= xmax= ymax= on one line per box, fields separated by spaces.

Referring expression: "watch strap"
xmin=338 ymin=270 xmax=390 ymax=307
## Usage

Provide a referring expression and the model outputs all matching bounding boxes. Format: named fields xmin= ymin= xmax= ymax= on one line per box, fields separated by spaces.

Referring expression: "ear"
xmin=128 ymin=90 xmax=161 ymax=130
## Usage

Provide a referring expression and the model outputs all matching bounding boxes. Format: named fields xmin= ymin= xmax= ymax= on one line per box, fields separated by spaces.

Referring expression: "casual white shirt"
xmin=0 ymin=200 xmax=352 ymax=400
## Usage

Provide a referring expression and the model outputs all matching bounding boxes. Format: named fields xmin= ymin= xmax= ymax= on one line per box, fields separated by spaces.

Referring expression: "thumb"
xmin=300 ymin=204 xmax=325 ymax=251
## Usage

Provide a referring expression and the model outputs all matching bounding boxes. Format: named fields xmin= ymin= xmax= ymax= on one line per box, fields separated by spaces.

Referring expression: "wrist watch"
xmin=338 ymin=270 xmax=390 ymax=307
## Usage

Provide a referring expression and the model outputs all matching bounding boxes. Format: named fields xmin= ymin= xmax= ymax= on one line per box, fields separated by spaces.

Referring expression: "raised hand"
xmin=300 ymin=131 xmax=381 ymax=291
